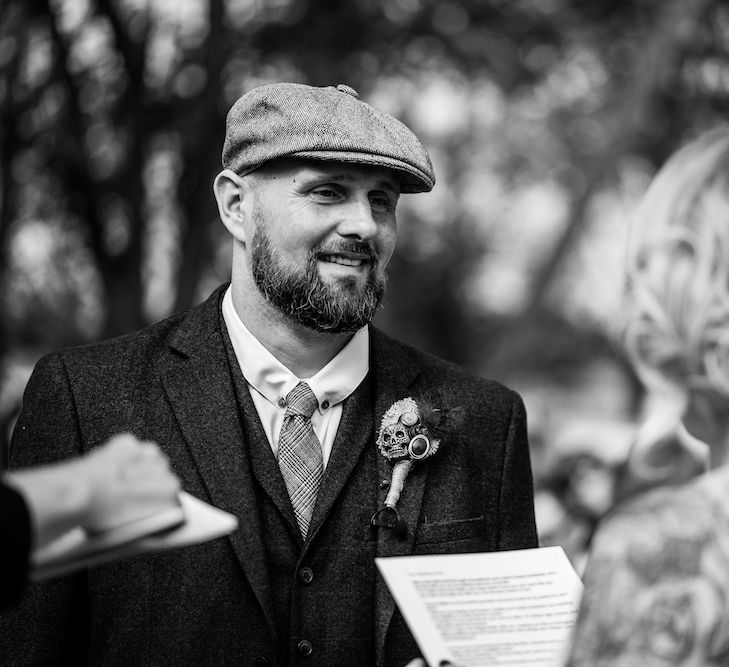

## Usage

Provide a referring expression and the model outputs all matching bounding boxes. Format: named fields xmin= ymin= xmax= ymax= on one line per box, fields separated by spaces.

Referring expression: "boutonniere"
xmin=370 ymin=393 xmax=464 ymax=538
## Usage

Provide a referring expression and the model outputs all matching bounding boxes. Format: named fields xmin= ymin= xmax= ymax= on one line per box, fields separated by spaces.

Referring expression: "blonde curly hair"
xmin=622 ymin=127 xmax=729 ymax=487
xmin=625 ymin=127 xmax=729 ymax=398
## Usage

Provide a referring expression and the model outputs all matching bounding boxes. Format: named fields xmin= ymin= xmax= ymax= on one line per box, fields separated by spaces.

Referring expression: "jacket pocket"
xmin=415 ymin=515 xmax=485 ymax=545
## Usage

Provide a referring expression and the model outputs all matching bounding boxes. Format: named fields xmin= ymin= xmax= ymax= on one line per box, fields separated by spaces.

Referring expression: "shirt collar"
xmin=221 ymin=286 xmax=369 ymax=413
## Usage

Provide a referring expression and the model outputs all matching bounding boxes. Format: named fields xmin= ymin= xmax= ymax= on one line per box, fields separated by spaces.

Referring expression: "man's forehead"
xmin=261 ymin=158 xmax=401 ymax=192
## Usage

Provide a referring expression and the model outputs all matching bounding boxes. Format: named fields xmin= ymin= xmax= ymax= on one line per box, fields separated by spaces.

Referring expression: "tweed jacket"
xmin=0 ymin=285 xmax=537 ymax=666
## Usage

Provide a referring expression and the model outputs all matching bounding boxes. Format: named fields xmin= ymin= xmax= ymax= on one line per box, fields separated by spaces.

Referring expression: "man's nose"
xmin=337 ymin=197 xmax=379 ymax=241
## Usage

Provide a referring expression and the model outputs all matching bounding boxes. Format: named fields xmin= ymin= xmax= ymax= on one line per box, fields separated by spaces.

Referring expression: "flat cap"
xmin=222 ymin=82 xmax=435 ymax=193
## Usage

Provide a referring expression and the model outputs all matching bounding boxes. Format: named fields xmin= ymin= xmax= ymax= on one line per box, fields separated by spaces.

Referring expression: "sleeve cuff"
xmin=1 ymin=481 xmax=32 ymax=608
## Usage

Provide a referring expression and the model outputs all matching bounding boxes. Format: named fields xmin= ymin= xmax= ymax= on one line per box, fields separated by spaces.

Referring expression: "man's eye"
xmin=370 ymin=195 xmax=394 ymax=212
xmin=311 ymin=187 xmax=341 ymax=200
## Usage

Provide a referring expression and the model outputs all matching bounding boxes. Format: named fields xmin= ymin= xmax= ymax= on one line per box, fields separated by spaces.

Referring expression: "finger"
xmin=137 ymin=441 xmax=168 ymax=461
xmin=107 ymin=432 xmax=143 ymax=449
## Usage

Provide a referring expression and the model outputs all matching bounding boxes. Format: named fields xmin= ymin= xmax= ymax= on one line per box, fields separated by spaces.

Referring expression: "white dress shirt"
xmin=221 ymin=286 xmax=369 ymax=468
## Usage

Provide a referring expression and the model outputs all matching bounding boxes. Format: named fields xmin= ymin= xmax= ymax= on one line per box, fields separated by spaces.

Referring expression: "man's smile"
xmin=319 ymin=253 xmax=369 ymax=268
xmin=316 ymin=243 xmax=376 ymax=272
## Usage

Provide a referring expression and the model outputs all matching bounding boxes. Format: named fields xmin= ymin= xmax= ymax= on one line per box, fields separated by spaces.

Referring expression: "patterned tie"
xmin=277 ymin=381 xmax=323 ymax=538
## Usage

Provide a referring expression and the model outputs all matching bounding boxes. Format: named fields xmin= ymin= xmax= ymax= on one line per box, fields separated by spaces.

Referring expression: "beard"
xmin=250 ymin=223 xmax=387 ymax=334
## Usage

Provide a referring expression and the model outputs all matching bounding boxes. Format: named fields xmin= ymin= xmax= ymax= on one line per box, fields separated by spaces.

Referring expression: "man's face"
xmin=245 ymin=160 xmax=399 ymax=333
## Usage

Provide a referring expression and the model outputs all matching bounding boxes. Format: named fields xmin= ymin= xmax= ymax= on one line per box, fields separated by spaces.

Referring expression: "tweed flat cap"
xmin=222 ymin=82 xmax=435 ymax=193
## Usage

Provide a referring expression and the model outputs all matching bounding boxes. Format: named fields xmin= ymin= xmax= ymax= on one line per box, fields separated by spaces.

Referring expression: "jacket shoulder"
xmin=372 ymin=327 xmax=520 ymax=405
xmin=57 ymin=309 xmax=189 ymax=362
xmin=33 ymin=287 xmax=224 ymax=389
xmin=51 ymin=286 xmax=224 ymax=368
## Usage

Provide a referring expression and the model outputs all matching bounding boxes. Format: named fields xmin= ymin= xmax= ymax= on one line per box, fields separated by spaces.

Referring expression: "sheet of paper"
xmin=31 ymin=492 xmax=238 ymax=580
xmin=376 ymin=546 xmax=583 ymax=667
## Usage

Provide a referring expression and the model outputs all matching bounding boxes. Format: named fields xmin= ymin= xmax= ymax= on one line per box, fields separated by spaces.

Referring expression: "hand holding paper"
xmin=6 ymin=433 xmax=181 ymax=549
xmin=8 ymin=434 xmax=238 ymax=580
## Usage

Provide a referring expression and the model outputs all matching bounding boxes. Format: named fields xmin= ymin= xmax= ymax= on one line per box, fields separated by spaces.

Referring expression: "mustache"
xmin=314 ymin=241 xmax=377 ymax=261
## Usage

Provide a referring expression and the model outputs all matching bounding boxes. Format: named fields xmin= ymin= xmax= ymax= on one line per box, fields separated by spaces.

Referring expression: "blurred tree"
xmin=0 ymin=0 xmax=230 ymax=342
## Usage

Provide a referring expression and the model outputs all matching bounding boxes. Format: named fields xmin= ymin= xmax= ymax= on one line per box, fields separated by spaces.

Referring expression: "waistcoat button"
xmin=299 ymin=566 xmax=314 ymax=584
xmin=297 ymin=639 xmax=313 ymax=657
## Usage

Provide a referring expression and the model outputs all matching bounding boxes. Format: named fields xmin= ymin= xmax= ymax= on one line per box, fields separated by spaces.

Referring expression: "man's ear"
xmin=213 ymin=169 xmax=250 ymax=243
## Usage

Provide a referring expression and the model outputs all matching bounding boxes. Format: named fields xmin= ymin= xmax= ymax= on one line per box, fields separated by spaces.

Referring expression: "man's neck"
xmin=230 ymin=283 xmax=355 ymax=378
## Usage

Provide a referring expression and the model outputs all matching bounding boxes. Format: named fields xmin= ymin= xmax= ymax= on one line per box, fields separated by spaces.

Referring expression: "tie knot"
xmin=284 ymin=382 xmax=318 ymax=419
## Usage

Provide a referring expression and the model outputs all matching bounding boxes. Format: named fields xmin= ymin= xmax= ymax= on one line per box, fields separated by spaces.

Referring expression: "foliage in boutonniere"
xmin=371 ymin=391 xmax=464 ymax=536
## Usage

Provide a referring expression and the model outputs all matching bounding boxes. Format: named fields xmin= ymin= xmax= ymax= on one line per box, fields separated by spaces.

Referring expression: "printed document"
xmin=376 ymin=546 xmax=583 ymax=667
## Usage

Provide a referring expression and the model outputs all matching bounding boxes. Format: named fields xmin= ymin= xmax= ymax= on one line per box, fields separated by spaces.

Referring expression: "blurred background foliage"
xmin=2 ymin=0 xmax=729 ymax=567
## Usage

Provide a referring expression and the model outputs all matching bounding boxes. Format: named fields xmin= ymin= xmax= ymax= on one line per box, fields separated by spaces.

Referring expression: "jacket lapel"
xmin=307 ymin=328 xmax=424 ymax=544
xmin=224 ymin=337 xmax=303 ymax=546
xmin=160 ymin=287 xmax=276 ymax=642
xmin=369 ymin=328 xmax=429 ymax=666
xmin=307 ymin=374 xmax=373 ymax=539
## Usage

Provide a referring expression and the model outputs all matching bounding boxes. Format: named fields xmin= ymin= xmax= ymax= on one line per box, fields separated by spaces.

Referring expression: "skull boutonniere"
xmin=371 ymin=394 xmax=463 ymax=537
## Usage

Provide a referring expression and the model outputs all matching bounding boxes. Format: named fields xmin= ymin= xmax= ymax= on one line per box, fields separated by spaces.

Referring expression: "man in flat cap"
xmin=1 ymin=83 xmax=537 ymax=666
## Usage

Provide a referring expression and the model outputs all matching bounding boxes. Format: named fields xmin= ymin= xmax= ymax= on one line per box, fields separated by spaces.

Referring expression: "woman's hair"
xmin=626 ymin=126 xmax=729 ymax=397
xmin=622 ymin=127 xmax=729 ymax=488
